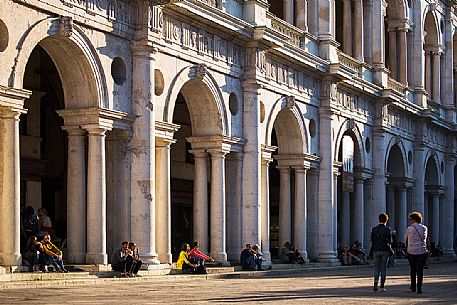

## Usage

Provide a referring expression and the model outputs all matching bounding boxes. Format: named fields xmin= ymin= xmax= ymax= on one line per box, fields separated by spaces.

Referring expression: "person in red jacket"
xmin=189 ymin=241 xmax=214 ymax=265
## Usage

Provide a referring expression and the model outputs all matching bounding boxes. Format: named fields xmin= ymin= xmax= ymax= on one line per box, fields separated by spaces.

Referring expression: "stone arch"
xmin=334 ymin=119 xmax=365 ymax=168
xmin=385 ymin=136 xmax=408 ymax=177
xmin=386 ymin=0 xmax=408 ymax=19
xmin=424 ymin=150 xmax=441 ymax=186
xmin=10 ymin=17 xmax=108 ymax=109
xmin=264 ymin=96 xmax=308 ymax=154
xmin=164 ymin=65 xmax=228 ymax=136
xmin=423 ymin=9 xmax=440 ymax=45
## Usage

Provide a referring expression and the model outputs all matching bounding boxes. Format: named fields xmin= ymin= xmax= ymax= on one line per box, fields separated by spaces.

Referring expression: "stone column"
xmin=226 ymin=153 xmax=243 ymax=261
xmin=371 ymin=0 xmax=385 ymax=65
xmin=397 ymin=187 xmax=408 ymax=243
xmin=388 ymin=29 xmax=397 ymax=79
xmin=387 ymin=186 xmax=396 ymax=230
xmin=0 ymin=107 xmax=23 ymax=267
xmin=307 ymin=169 xmax=319 ymax=261
xmin=284 ymin=0 xmax=294 ymax=25
xmin=333 ymin=168 xmax=340 ymax=254
xmin=353 ymin=0 xmax=363 ymax=61
xmin=353 ymin=178 xmax=364 ymax=246
xmin=241 ymin=82 xmax=261 ymax=248
xmin=130 ymin=44 xmax=159 ymax=265
xmin=278 ymin=166 xmax=292 ymax=247
xmin=433 ymin=51 xmax=441 ymax=102
xmin=209 ymin=149 xmax=228 ymax=263
xmin=192 ymin=150 xmax=209 ymax=254
xmin=424 ymin=194 xmax=429 ymax=226
xmin=65 ymin=127 xmax=87 ymax=264
xmin=84 ymin=125 xmax=109 ymax=264
xmin=372 ymin=126 xmax=387 ymax=231
xmin=425 ymin=52 xmax=432 ymax=94
xmin=318 ymin=104 xmax=337 ymax=262
xmin=155 ymin=137 xmax=175 ymax=264
xmin=342 ymin=0 xmax=353 ymax=55
xmin=363 ymin=179 xmax=373 ymax=252
xmin=341 ymin=192 xmax=351 ymax=247
xmin=296 ymin=0 xmax=308 ymax=31
xmin=431 ymin=194 xmax=440 ymax=243
xmin=443 ymin=156 xmax=455 ymax=256
xmin=398 ymin=28 xmax=408 ymax=85
xmin=294 ymin=167 xmax=308 ymax=260
xmin=413 ymin=144 xmax=425 ymax=214
xmin=260 ymin=156 xmax=272 ymax=261
xmin=363 ymin=0 xmax=373 ymax=64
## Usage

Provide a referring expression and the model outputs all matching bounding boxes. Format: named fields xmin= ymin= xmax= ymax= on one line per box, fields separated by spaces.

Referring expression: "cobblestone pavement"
xmin=1 ymin=262 xmax=456 ymax=304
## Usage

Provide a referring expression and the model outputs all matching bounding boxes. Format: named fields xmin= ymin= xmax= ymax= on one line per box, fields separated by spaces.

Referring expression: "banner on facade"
xmin=342 ymin=171 xmax=354 ymax=193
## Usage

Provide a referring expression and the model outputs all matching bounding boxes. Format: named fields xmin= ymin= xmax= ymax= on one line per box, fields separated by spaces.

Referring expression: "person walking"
xmin=370 ymin=213 xmax=393 ymax=292
xmin=405 ymin=211 xmax=428 ymax=294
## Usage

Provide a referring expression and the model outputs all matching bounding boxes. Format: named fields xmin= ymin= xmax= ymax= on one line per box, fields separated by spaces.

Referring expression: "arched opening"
xmin=384 ymin=0 xmax=408 ymax=84
xmin=268 ymin=0 xmax=284 ymax=19
xmin=20 ymin=45 xmax=67 ymax=256
xmin=424 ymin=156 xmax=441 ymax=244
xmin=336 ymin=131 xmax=364 ymax=252
xmin=267 ymin=108 xmax=307 ymax=260
xmin=386 ymin=143 xmax=409 ymax=243
xmin=424 ymin=12 xmax=441 ymax=103
xmin=169 ymin=78 xmax=227 ymax=262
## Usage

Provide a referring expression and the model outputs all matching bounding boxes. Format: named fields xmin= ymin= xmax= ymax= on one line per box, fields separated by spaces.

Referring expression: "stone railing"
xmin=197 ymin=0 xmax=217 ymax=7
xmin=267 ymin=12 xmax=302 ymax=48
xmin=387 ymin=77 xmax=406 ymax=94
xmin=337 ymin=51 xmax=361 ymax=76
xmin=427 ymin=99 xmax=443 ymax=117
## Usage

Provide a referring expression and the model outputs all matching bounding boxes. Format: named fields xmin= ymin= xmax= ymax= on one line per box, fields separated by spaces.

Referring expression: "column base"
xmin=317 ymin=251 xmax=338 ymax=263
xmin=85 ymin=253 xmax=108 ymax=265
xmin=141 ymin=255 xmax=161 ymax=265
xmin=68 ymin=252 xmax=86 ymax=264
xmin=299 ymin=251 xmax=308 ymax=261
xmin=262 ymin=251 xmax=271 ymax=262
xmin=442 ymin=250 xmax=457 ymax=258
xmin=212 ymin=252 xmax=228 ymax=264
xmin=0 ymin=253 xmax=21 ymax=267
xmin=157 ymin=253 xmax=172 ymax=264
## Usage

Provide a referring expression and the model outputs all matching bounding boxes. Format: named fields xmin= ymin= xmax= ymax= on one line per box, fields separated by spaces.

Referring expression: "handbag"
xmin=412 ymin=224 xmax=430 ymax=257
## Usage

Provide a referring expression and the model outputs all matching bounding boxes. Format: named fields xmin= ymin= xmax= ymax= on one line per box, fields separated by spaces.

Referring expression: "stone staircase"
xmin=0 ymin=257 xmax=455 ymax=289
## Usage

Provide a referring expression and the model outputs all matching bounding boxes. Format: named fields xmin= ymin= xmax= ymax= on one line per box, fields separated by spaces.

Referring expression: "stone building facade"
xmin=1 ymin=0 xmax=457 ymax=270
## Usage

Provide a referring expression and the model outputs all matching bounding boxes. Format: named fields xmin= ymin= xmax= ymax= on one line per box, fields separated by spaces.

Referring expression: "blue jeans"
xmin=47 ymin=254 xmax=65 ymax=271
xmin=373 ymin=251 xmax=389 ymax=287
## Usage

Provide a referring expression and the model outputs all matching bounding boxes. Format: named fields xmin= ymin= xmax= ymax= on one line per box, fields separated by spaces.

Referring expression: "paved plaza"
xmin=1 ymin=262 xmax=456 ymax=304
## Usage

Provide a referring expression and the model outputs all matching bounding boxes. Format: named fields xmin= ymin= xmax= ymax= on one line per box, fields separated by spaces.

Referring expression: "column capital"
xmin=0 ymin=106 xmax=25 ymax=119
xmin=208 ymin=148 xmax=229 ymax=158
xmin=155 ymin=136 xmax=176 ymax=148
xmin=276 ymin=165 xmax=291 ymax=173
xmin=226 ymin=152 xmax=242 ymax=161
xmin=62 ymin=125 xmax=86 ymax=136
xmin=189 ymin=149 xmax=208 ymax=158
xmin=82 ymin=124 xmax=111 ymax=135
xmin=292 ymin=166 xmax=308 ymax=173
xmin=0 ymin=85 xmax=32 ymax=111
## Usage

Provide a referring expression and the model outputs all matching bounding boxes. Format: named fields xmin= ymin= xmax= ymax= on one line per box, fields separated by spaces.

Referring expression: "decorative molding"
xmin=195 ymin=63 xmax=208 ymax=80
xmin=59 ymin=16 xmax=73 ymax=37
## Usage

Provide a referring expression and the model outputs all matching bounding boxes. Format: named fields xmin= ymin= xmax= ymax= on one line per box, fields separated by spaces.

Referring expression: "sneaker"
xmin=379 ymin=287 xmax=387 ymax=292
xmin=417 ymin=290 xmax=423 ymax=294
xmin=32 ymin=265 xmax=42 ymax=273
xmin=62 ymin=269 xmax=69 ymax=273
xmin=409 ymin=286 xmax=416 ymax=292
xmin=373 ymin=282 xmax=378 ymax=292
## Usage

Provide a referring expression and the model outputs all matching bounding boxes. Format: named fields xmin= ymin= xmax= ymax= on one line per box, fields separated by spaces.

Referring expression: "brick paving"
xmin=0 ymin=262 xmax=456 ymax=304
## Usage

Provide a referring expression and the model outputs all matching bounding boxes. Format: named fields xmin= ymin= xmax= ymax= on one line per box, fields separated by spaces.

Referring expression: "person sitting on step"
xmin=111 ymin=241 xmax=130 ymax=276
xmin=41 ymin=233 xmax=68 ymax=273
xmin=177 ymin=243 xmax=198 ymax=274
xmin=126 ymin=242 xmax=142 ymax=277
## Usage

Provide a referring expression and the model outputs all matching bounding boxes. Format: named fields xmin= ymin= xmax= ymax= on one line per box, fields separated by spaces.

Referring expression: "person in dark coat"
xmin=370 ymin=213 xmax=393 ymax=292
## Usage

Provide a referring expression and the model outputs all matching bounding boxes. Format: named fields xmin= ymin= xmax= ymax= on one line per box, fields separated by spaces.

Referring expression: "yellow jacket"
xmin=176 ymin=251 xmax=190 ymax=269
xmin=41 ymin=240 xmax=62 ymax=257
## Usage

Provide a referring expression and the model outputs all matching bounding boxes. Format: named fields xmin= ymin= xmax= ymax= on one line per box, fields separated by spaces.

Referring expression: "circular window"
xmin=408 ymin=150 xmax=413 ymax=165
xmin=111 ymin=57 xmax=126 ymax=85
xmin=441 ymin=161 xmax=444 ymax=173
xmin=309 ymin=119 xmax=316 ymax=138
xmin=0 ymin=20 xmax=9 ymax=52
xmin=260 ymin=101 xmax=265 ymax=123
xmin=365 ymin=137 xmax=371 ymax=153
xmin=229 ymin=93 xmax=238 ymax=116
xmin=155 ymin=69 xmax=164 ymax=96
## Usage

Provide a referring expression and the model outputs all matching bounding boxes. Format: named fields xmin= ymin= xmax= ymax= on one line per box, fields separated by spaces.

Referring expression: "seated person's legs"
xmin=132 ymin=260 xmax=142 ymax=275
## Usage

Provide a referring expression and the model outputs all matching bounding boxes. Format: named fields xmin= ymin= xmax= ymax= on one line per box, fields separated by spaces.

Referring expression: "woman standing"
xmin=370 ymin=213 xmax=393 ymax=292
xmin=405 ymin=211 xmax=428 ymax=294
